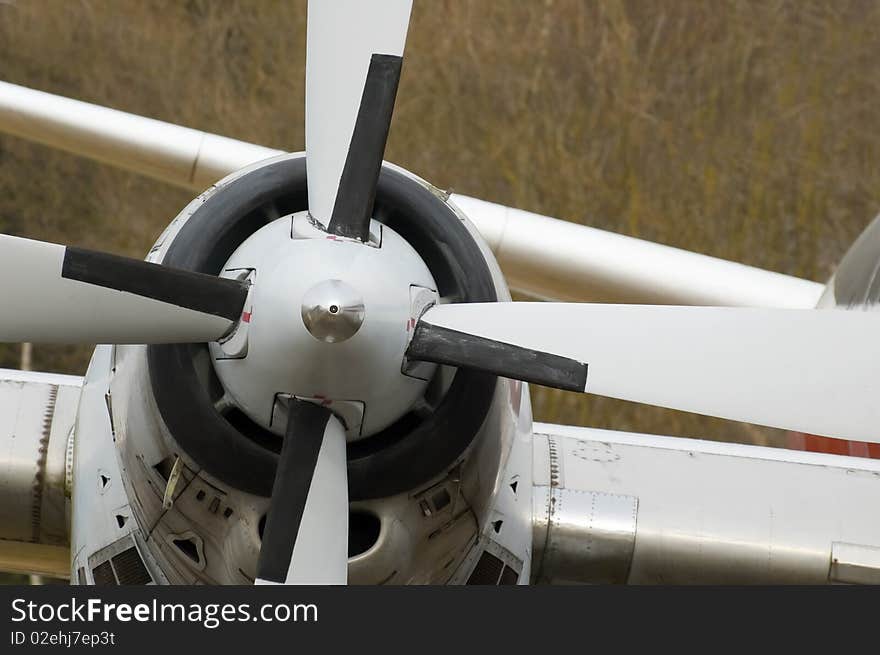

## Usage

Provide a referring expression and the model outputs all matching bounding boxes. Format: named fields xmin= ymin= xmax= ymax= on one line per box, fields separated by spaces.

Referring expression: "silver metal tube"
xmin=0 ymin=81 xmax=824 ymax=307
xmin=450 ymin=195 xmax=825 ymax=308
xmin=0 ymin=80 xmax=281 ymax=190
xmin=532 ymin=424 xmax=880 ymax=584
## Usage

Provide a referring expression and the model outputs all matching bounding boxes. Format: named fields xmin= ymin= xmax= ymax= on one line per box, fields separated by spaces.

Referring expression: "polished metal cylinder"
xmin=532 ymin=425 xmax=880 ymax=584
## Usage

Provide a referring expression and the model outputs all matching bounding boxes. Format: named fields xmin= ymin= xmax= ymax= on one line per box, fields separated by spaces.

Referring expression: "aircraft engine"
xmin=89 ymin=151 xmax=521 ymax=585
xmin=146 ymin=153 xmax=503 ymax=503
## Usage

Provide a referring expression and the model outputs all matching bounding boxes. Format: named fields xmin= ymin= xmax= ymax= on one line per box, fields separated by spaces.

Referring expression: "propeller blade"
xmin=305 ymin=0 xmax=412 ymax=240
xmin=407 ymin=302 xmax=880 ymax=443
xmin=256 ymin=399 xmax=348 ymax=585
xmin=0 ymin=234 xmax=247 ymax=343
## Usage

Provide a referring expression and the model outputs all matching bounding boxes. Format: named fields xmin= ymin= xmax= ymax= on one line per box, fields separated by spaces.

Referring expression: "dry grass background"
xmin=1 ymin=0 xmax=879 ymax=446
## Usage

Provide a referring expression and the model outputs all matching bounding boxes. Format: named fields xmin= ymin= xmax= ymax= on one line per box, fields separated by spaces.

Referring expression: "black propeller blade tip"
xmin=327 ymin=53 xmax=403 ymax=242
xmin=256 ymin=399 xmax=333 ymax=584
xmin=406 ymin=322 xmax=589 ymax=393
xmin=62 ymin=247 xmax=248 ymax=321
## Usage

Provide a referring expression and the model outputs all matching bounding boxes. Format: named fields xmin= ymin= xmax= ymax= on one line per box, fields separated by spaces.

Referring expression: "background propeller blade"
xmin=305 ymin=0 xmax=412 ymax=237
xmin=256 ymin=399 xmax=348 ymax=585
xmin=0 ymin=234 xmax=246 ymax=343
xmin=407 ymin=302 xmax=880 ymax=442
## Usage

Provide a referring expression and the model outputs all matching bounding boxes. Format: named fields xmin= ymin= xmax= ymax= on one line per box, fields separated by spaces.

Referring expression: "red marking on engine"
xmin=241 ymin=311 xmax=252 ymax=323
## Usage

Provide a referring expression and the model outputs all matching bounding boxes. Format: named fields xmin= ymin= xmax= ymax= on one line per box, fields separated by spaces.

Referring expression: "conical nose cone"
xmin=301 ymin=279 xmax=365 ymax=343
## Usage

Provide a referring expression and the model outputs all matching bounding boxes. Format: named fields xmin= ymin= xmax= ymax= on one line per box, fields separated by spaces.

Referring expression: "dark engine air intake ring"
xmin=147 ymin=154 xmax=498 ymax=500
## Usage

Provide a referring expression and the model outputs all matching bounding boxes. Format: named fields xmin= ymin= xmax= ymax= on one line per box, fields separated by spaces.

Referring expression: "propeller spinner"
xmin=208 ymin=213 xmax=438 ymax=441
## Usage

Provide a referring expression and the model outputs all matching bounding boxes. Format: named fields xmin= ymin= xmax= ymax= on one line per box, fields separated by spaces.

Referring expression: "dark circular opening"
xmin=348 ymin=511 xmax=381 ymax=558
xmin=148 ymin=154 xmax=498 ymax=500
xmin=329 ymin=305 xmax=339 ymax=314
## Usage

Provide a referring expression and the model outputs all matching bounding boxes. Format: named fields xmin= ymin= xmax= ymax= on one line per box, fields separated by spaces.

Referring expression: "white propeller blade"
xmin=256 ymin=401 xmax=348 ymax=585
xmin=0 ymin=234 xmax=245 ymax=343
xmin=305 ymin=0 xmax=412 ymax=233
xmin=409 ymin=302 xmax=880 ymax=443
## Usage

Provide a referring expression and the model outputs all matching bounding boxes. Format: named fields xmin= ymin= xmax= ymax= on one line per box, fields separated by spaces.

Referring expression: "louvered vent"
xmin=466 ymin=551 xmax=505 ymax=585
xmin=466 ymin=550 xmax=521 ymax=585
xmin=91 ymin=561 xmax=116 ymax=586
xmin=111 ymin=547 xmax=152 ymax=584
xmin=499 ymin=566 xmax=519 ymax=585
xmin=90 ymin=546 xmax=152 ymax=585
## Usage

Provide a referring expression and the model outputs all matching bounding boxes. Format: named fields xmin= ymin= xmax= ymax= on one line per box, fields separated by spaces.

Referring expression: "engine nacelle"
xmin=84 ymin=153 xmax=533 ymax=584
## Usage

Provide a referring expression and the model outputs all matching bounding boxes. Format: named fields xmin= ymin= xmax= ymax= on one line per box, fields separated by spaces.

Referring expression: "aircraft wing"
xmin=0 ymin=80 xmax=823 ymax=309
xmin=0 ymin=368 xmax=82 ymax=578
xmin=532 ymin=422 xmax=880 ymax=584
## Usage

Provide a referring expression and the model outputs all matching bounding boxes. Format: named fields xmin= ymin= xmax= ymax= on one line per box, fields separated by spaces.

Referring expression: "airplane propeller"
xmin=1 ymin=0 xmax=879 ymax=588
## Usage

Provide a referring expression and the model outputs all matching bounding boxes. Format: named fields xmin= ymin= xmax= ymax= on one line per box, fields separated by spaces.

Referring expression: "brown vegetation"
xmin=1 ymin=0 xmax=879 ymax=446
